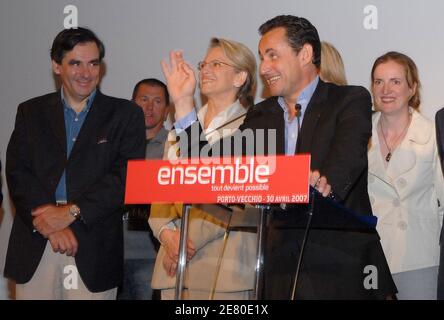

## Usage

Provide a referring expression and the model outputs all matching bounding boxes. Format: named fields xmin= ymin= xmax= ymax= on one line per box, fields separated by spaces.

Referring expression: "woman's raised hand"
xmin=161 ymin=50 xmax=196 ymax=119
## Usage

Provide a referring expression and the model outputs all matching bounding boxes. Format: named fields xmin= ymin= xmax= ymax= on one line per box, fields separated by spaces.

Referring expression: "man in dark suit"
xmin=5 ymin=27 xmax=145 ymax=299
xmin=1 ymin=160 xmax=3 ymax=206
xmin=166 ymin=15 xmax=396 ymax=299
xmin=254 ymin=15 xmax=395 ymax=300
xmin=435 ymin=109 xmax=444 ymax=300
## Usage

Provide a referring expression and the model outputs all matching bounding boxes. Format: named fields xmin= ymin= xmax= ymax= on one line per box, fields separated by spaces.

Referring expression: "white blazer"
xmin=368 ymin=110 xmax=444 ymax=274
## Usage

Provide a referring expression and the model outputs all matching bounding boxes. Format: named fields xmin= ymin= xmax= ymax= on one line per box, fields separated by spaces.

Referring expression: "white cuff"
xmin=157 ymin=220 xmax=178 ymax=246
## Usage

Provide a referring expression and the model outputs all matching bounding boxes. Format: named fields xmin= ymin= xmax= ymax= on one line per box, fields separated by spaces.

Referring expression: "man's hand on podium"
xmin=310 ymin=170 xmax=332 ymax=197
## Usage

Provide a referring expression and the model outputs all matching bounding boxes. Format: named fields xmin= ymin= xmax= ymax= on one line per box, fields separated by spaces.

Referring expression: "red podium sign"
xmin=125 ymin=155 xmax=310 ymax=204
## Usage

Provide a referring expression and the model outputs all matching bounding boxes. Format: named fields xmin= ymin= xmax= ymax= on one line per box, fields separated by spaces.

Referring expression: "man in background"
xmin=119 ymin=78 xmax=170 ymax=300
xmin=133 ymin=78 xmax=170 ymax=159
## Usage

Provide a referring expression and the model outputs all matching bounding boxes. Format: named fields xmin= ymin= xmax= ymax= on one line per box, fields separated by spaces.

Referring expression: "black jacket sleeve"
xmin=319 ymin=87 xmax=372 ymax=201
xmin=0 ymin=159 xmax=3 ymax=206
xmin=73 ymin=104 xmax=146 ymax=229
xmin=6 ymin=104 xmax=54 ymax=230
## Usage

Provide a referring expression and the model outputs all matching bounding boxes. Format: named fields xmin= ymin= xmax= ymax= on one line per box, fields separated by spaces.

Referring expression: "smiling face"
xmin=199 ymin=46 xmax=243 ymax=101
xmin=52 ymin=41 xmax=101 ymax=108
xmin=372 ymin=60 xmax=416 ymax=115
xmin=258 ymin=27 xmax=306 ymax=104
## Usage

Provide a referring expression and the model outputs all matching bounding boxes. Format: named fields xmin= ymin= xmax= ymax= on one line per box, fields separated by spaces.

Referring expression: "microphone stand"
xmin=175 ymin=203 xmax=191 ymax=300
xmin=253 ymin=204 xmax=270 ymax=300
xmin=289 ymin=102 xmax=306 ymax=299
xmin=290 ymin=187 xmax=316 ymax=300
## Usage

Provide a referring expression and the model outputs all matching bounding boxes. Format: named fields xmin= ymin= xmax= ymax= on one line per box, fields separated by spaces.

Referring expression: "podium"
xmin=125 ymin=156 xmax=395 ymax=299
xmin=174 ymin=187 xmax=396 ymax=300
xmin=261 ymin=189 xmax=395 ymax=300
xmin=174 ymin=203 xmax=260 ymax=299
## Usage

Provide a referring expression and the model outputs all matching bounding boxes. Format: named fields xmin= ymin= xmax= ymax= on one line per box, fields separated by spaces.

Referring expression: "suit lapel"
xmin=385 ymin=110 xmax=428 ymax=180
xmin=385 ymin=145 xmax=416 ymax=180
xmin=68 ymin=91 xmax=105 ymax=160
xmin=266 ymin=98 xmax=286 ymax=155
xmin=296 ymin=81 xmax=327 ymax=153
xmin=437 ymin=111 xmax=444 ymax=172
xmin=250 ymin=97 xmax=285 ymax=155
xmin=368 ymin=113 xmax=390 ymax=183
xmin=369 ymin=111 xmax=421 ymax=183
xmin=47 ymin=91 xmax=67 ymax=154
xmin=369 ymin=145 xmax=415 ymax=185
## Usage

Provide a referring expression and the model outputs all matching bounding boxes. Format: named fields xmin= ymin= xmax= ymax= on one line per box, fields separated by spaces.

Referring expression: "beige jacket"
xmin=368 ymin=110 xmax=444 ymax=273
xmin=149 ymin=100 xmax=257 ymax=292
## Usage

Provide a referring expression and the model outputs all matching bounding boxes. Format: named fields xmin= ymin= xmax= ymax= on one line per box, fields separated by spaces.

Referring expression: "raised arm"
xmin=161 ymin=50 xmax=196 ymax=120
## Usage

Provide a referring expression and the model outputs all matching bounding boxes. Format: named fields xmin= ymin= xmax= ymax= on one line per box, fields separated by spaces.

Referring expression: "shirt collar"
xmin=278 ymin=76 xmax=319 ymax=117
xmin=61 ymin=87 xmax=97 ymax=113
xmin=197 ymin=100 xmax=245 ymax=132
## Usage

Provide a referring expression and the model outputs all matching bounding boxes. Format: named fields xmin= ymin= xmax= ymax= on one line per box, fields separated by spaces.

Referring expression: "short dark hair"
xmin=50 ymin=27 xmax=105 ymax=64
xmin=132 ymin=78 xmax=170 ymax=106
xmin=259 ymin=15 xmax=321 ymax=68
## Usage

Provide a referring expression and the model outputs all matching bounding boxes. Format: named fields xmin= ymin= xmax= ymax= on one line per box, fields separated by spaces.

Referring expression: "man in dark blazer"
xmin=255 ymin=15 xmax=395 ymax=300
xmin=5 ymin=27 xmax=145 ymax=299
xmin=435 ymin=108 xmax=444 ymax=300
xmin=0 ymin=160 xmax=3 ymax=206
xmin=168 ymin=15 xmax=396 ymax=299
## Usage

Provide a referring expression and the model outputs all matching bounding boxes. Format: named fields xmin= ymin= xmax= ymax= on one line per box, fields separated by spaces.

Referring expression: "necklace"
xmin=379 ymin=114 xmax=411 ymax=162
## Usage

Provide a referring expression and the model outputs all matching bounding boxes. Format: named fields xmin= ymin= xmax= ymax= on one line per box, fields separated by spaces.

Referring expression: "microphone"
xmin=295 ymin=103 xmax=302 ymax=113
xmin=295 ymin=104 xmax=302 ymax=134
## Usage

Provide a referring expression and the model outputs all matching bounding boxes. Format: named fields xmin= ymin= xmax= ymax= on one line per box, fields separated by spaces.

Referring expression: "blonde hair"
xmin=209 ymin=38 xmax=257 ymax=107
xmin=320 ymin=41 xmax=347 ymax=86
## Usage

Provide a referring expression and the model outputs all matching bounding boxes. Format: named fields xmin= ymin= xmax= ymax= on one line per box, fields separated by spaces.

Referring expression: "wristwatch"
xmin=68 ymin=204 xmax=81 ymax=220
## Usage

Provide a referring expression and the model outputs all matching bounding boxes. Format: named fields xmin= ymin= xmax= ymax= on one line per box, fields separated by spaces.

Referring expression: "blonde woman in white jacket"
xmin=368 ymin=51 xmax=444 ymax=299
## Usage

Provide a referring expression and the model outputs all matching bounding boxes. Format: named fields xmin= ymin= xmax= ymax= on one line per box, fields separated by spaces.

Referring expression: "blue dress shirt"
xmin=55 ymin=88 xmax=96 ymax=202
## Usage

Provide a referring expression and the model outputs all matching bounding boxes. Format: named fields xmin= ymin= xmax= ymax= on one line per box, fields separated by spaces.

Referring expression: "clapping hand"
xmin=310 ymin=170 xmax=332 ymax=197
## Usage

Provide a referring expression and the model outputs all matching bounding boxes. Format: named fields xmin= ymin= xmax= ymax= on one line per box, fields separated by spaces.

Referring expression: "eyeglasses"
xmin=197 ymin=60 xmax=235 ymax=71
